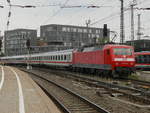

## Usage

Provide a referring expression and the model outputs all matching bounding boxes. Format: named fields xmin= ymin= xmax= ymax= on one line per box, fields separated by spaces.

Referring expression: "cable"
xmin=90 ymin=7 xmax=130 ymax=26
xmin=42 ymin=0 xmax=70 ymax=25
xmin=6 ymin=0 xmax=12 ymax=30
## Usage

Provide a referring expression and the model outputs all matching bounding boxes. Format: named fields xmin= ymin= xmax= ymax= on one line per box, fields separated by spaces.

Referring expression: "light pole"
xmin=120 ymin=0 xmax=125 ymax=44
xmin=26 ymin=39 xmax=32 ymax=69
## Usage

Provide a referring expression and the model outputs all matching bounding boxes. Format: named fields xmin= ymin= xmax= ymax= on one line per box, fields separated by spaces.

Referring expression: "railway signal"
xmin=26 ymin=39 xmax=30 ymax=49
xmin=103 ymin=24 xmax=108 ymax=37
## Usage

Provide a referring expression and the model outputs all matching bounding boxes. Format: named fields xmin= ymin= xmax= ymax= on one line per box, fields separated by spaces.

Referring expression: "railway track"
xmin=22 ymin=68 xmax=110 ymax=113
xmin=26 ymin=67 xmax=150 ymax=105
xmin=121 ymin=78 xmax=150 ymax=90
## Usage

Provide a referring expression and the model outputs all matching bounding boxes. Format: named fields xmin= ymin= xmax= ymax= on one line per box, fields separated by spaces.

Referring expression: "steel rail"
xmin=22 ymin=69 xmax=110 ymax=113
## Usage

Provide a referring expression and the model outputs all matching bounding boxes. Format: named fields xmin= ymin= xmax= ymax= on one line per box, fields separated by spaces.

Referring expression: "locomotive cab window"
xmin=114 ymin=48 xmax=132 ymax=55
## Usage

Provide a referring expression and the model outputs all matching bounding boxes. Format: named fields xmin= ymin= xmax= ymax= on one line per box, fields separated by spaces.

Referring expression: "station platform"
xmin=0 ymin=66 xmax=62 ymax=113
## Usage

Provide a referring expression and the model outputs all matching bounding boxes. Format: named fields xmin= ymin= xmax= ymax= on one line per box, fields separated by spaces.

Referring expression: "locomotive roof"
xmin=78 ymin=44 xmax=133 ymax=52
xmin=135 ymin=51 xmax=150 ymax=55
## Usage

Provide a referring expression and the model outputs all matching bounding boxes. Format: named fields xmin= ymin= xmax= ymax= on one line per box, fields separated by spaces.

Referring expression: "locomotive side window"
xmin=107 ymin=50 xmax=110 ymax=55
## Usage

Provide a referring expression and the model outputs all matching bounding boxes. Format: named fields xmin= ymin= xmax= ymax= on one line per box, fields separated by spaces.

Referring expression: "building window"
xmin=83 ymin=29 xmax=87 ymax=33
xmin=96 ymin=34 xmax=99 ymax=38
xmin=67 ymin=27 xmax=70 ymax=32
xmin=47 ymin=27 xmax=53 ymax=31
xmin=62 ymin=27 xmax=67 ymax=32
xmin=96 ymin=30 xmax=99 ymax=34
xmin=78 ymin=28 xmax=82 ymax=32
xmin=92 ymin=34 xmax=95 ymax=38
xmin=73 ymin=28 xmax=77 ymax=32
xmin=88 ymin=29 xmax=92 ymax=33
xmin=42 ymin=33 xmax=45 ymax=37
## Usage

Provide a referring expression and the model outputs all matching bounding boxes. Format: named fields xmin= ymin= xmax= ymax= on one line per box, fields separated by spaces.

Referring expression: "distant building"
xmin=40 ymin=24 xmax=110 ymax=49
xmin=126 ymin=39 xmax=150 ymax=52
xmin=4 ymin=29 xmax=37 ymax=56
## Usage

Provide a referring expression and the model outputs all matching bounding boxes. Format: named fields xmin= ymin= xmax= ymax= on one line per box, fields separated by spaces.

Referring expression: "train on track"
xmin=0 ymin=44 xmax=135 ymax=77
xmin=135 ymin=51 xmax=150 ymax=70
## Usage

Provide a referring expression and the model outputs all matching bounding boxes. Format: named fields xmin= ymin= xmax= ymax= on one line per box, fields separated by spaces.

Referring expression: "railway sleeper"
xmin=131 ymin=93 xmax=142 ymax=96
xmin=110 ymin=93 xmax=124 ymax=97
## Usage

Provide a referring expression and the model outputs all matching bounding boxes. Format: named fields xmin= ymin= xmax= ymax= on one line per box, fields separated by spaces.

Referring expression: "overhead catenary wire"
xmin=2 ymin=0 xmax=150 ymax=38
xmin=42 ymin=0 xmax=70 ymax=25
xmin=89 ymin=0 xmax=148 ymax=26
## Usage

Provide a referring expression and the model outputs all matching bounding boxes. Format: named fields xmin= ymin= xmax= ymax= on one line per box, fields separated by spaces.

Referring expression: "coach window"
xmin=148 ymin=55 xmax=150 ymax=63
xmin=64 ymin=55 xmax=67 ymax=61
xmin=56 ymin=56 xmax=58 ymax=60
xmin=68 ymin=55 xmax=71 ymax=60
xmin=55 ymin=55 xmax=57 ymax=60
xmin=145 ymin=55 xmax=149 ymax=64
xmin=57 ymin=55 xmax=59 ymax=60
xmin=54 ymin=56 xmax=56 ymax=60
xmin=140 ymin=55 xmax=144 ymax=63
xmin=67 ymin=55 xmax=69 ymax=60
xmin=58 ymin=55 xmax=60 ymax=60
xmin=57 ymin=55 xmax=58 ymax=60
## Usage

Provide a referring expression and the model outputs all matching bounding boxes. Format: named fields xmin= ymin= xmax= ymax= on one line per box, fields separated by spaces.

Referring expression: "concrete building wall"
xmin=40 ymin=24 xmax=110 ymax=49
xmin=126 ymin=39 xmax=150 ymax=52
xmin=4 ymin=29 xmax=37 ymax=56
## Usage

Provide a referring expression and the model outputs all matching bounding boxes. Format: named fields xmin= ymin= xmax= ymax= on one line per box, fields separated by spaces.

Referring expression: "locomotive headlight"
xmin=130 ymin=63 xmax=133 ymax=65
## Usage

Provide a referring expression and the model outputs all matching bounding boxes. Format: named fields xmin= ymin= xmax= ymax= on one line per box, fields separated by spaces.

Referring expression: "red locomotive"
xmin=73 ymin=44 xmax=135 ymax=77
xmin=135 ymin=51 xmax=150 ymax=69
xmin=0 ymin=44 xmax=135 ymax=77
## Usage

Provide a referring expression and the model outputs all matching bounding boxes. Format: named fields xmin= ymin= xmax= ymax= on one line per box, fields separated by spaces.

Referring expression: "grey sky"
xmin=0 ymin=0 xmax=150 ymax=42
